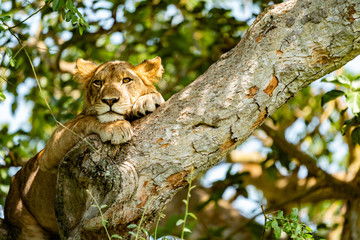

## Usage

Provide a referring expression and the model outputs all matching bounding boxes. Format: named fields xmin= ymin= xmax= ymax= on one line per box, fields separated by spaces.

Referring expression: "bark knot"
xmin=166 ymin=170 xmax=189 ymax=189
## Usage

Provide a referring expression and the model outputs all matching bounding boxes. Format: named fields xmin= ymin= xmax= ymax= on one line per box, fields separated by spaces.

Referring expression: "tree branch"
xmin=261 ymin=123 xmax=360 ymax=199
xmin=56 ymin=0 xmax=360 ymax=238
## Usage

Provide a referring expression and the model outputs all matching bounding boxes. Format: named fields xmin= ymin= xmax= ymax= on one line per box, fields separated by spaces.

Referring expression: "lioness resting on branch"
xmin=4 ymin=57 xmax=165 ymax=240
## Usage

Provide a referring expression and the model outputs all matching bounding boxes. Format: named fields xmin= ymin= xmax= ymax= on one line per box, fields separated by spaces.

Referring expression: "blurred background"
xmin=1 ymin=0 xmax=360 ymax=239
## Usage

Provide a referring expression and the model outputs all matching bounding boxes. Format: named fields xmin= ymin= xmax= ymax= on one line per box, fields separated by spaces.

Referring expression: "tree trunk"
xmin=55 ymin=0 xmax=360 ymax=239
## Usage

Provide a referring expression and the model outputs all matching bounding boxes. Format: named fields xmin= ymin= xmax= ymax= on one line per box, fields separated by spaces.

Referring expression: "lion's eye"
xmin=122 ymin=77 xmax=132 ymax=83
xmin=94 ymin=80 xmax=102 ymax=86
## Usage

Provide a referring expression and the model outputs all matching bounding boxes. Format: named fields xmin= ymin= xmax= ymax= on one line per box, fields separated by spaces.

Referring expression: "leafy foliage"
xmin=264 ymin=208 xmax=318 ymax=240
xmin=322 ymin=74 xmax=360 ymax=144
xmin=177 ymin=167 xmax=197 ymax=239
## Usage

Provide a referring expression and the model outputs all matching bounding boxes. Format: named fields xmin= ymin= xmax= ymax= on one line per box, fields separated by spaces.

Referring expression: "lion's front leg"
xmin=92 ymin=119 xmax=133 ymax=145
xmin=131 ymin=91 xmax=164 ymax=118
xmin=39 ymin=116 xmax=133 ymax=173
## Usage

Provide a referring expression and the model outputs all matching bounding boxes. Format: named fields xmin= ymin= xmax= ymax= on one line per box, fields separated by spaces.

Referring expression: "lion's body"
xmin=4 ymin=57 xmax=164 ymax=240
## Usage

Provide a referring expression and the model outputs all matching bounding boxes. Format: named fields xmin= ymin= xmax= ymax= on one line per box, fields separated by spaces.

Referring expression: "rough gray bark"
xmin=55 ymin=0 xmax=360 ymax=239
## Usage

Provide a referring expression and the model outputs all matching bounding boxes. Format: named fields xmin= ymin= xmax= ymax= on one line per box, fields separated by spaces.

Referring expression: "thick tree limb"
xmin=56 ymin=0 xmax=360 ymax=239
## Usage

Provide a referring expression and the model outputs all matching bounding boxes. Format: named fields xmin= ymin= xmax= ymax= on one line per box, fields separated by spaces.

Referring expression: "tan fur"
xmin=4 ymin=57 xmax=165 ymax=239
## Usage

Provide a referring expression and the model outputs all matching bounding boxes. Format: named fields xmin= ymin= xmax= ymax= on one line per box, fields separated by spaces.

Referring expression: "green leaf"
xmin=294 ymin=223 xmax=302 ymax=236
xmin=0 ymin=15 xmax=11 ymax=22
xmin=321 ymin=90 xmax=345 ymax=106
xmin=128 ymin=231 xmax=137 ymax=237
xmin=182 ymin=199 xmax=188 ymax=205
xmin=176 ymin=219 xmax=184 ymax=226
xmin=265 ymin=219 xmax=272 ymax=229
xmin=290 ymin=208 xmax=299 ymax=221
xmin=322 ymin=75 xmax=351 ymax=88
xmin=78 ymin=25 xmax=83 ymax=35
xmin=274 ymin=224 xmax=281 ymax=239
xmin=101 ymin=218 xmax=108 ymax=227
xmin=6 ymin=47 xmax=13 ymax=57
xmin=271 ymin=220 xmax=278 ymax=229
xmin=183 ymin=227 xmax=191 ymax=233
xmin=346 ymin=91 xmax=360 ymax=114
xmin=141 ymin=228 xmax=149 ymax=237
xmin=351 ymin=127 xmax=360 ymax=145
xmin=66 ymin=0 xmax=75 ymax=10
xmin=65 ymin=11 xmax=72 ymax=21
xmin=100 ymin=204 xmax=107 ymax=209
xmin=276 ymin=210 xmax=284 ymax=218
xmin=53 ymin=0 xmax=65 ymax=11
xmin=127 ymin=224 xmax=137 ymax=229
xmin=9 ymin=58 xmax=16 ymax=67
xmin=283 ymin=222 xmax=291 ymax=233
xmin=111 ymin=234 xmax=123 ymax=239
xmin=351 ymin=76 xmax=360 ymax=91
xmin=0 ymin=92 xmax=6 ymax=101
xmin=271 ymin=220 xmax=281 ymax=239
xmin=188 ymin=212 xmax=197 ymax=220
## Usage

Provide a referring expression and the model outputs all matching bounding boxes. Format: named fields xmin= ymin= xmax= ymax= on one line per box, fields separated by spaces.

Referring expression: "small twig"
xmin=153 ymin=209 xmax=165 ymax=240
xmin=135 ymin=197 xmax=155 ymax=240
xmin=261 ymin=205 xmax=267 ymax=240
xmin=7 ymin=2 xmax=50 ymax=30
xmin=86 ymin=190 xmax=112 ymax=240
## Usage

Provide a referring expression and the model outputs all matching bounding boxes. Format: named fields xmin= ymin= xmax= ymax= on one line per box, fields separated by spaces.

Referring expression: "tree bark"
xmin=55 ymin=0 xmax=360 ymax=239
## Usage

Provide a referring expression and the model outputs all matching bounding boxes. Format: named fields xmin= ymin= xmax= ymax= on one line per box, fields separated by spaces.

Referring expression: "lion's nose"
xmin=102 ymin=98 xmax=119 ymax=107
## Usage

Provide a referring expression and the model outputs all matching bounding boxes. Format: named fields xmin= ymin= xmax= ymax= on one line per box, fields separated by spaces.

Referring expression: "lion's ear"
xmin=74 ymin=58 xmax=97 ymax=86
xmin=134 ymin=56 xmax=164 ymax=85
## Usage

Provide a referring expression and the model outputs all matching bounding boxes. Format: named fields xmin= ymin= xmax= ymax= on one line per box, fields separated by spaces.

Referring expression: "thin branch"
xmin=261 ymin=205 xmax=267 ymax=240
xmin=7 ymin=2 xmax=50 ymax=30
xmin=261 ymin=123 xmax=360 ymax=199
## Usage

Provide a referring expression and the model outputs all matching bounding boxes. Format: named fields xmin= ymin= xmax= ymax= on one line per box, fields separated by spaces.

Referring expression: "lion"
xmin=4 ymin=57 xmax=165 ymax=240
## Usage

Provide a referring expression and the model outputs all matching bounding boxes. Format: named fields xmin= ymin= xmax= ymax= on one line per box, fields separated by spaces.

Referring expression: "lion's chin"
xmin=97 ymin=112 xmax=125 ymax=123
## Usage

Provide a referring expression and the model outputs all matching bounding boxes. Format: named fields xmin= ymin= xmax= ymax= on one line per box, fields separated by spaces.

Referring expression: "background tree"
xmin=1 ymin=0 xmax=360 ymax=239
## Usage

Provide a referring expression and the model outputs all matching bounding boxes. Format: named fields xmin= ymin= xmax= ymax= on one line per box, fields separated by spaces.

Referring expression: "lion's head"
xmin=74 ymin=57 xmax=163 ymax=123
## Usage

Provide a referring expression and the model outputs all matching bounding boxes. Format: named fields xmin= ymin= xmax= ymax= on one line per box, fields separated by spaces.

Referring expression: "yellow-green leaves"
xmin=264 ymin=208 xmax=317 ymax=240
xmin=322 ymin=74 xmax=360 ymax=144
xmin=52 ymin=0 xmax=89 ymax=35
xmin=0 ymin=92 xmax=5 ymax=101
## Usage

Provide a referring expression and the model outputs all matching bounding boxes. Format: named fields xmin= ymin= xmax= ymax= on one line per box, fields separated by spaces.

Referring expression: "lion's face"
xmin=74 ymin=57 xmax=163 ymax=123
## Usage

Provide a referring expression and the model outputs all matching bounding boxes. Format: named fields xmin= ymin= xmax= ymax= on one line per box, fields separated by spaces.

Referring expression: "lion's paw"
xmin=131 ymin=92 xmax=164 ymax=118
xmin=97 ymin=120 xmax=133 ymax=144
